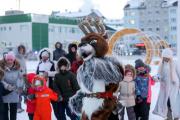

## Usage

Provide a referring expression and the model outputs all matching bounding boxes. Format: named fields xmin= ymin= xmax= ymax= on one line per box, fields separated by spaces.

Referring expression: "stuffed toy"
xmin=70 ymin=18 xmax=124 ymax=120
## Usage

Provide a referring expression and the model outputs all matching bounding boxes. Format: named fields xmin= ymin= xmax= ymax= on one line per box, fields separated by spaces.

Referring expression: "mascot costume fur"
xmin=70 ymin=17 xmax=124 ymax=120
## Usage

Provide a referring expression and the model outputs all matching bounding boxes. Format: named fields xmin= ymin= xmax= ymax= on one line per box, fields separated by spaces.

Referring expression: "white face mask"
xmin=34 ymin=80 xmax=41 ymax=86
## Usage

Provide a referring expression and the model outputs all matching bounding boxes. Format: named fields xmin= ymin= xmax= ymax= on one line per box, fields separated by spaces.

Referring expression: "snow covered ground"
xmin=17 ymin=58 xmax=165 ymax=120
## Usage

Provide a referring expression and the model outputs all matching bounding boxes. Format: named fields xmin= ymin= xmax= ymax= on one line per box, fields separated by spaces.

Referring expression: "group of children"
xmin=115 ymin=59 xmax=155 ymax=120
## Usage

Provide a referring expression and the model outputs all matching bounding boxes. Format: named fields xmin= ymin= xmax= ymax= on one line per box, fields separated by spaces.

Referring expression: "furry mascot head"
xmin=70 ymin=17 xmax=124 ymax=120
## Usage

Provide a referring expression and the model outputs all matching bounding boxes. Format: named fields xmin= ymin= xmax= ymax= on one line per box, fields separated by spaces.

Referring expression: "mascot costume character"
xmin=69 ymin=17 xmax=124 ymax=120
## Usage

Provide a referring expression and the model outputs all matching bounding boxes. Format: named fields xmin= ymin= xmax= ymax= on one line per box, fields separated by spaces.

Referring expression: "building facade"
xmin=0 ymin=13 xmax=83 ymax=51
xmin=124 ymin=0 xmax=178 ymax=48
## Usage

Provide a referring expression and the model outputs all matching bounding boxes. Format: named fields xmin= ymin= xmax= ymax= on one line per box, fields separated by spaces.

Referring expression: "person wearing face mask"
xmin=27 ymin=75 xmax=58 ymax=120
xmin=53 ymin=57 xmax=80 ymax=120
xmin=65 ymin=43 xmax=78 ymax=64
xmin=153 ymin=48 xmax=180 ymax=120
xmin=53 ymin=42 xmax=66 ymax=61
xmin=116 ymin=64 xmax=136 ymax=120
xmin=134 ymin=59 xmax=155 ymax=120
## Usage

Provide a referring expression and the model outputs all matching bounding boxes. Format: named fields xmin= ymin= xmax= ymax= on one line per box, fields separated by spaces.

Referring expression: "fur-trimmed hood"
xmin=38 ymin=48 xmax=53 ymax=61
xmin=0 ymin=59 xmax=20 ymax=71
xmin=57 ymin=57 xmax=71 ymax=70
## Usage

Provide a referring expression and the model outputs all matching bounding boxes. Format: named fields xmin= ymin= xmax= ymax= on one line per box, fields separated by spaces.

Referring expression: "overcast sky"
xmin=0 ymin=0 xmax=128 ymax=19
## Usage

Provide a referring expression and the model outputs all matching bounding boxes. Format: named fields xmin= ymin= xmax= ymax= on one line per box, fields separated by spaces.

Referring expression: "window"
xmin=71 ymin=28 xmax=75 ymax=33
xmin=156 ymin=28 xmax=160 ymax=31
xmin=171 ymin=26 xmax=177 ymax=31
xmin=155 ymin=11 xmax=160 ymax=14
xmin=58 ymin=27 xmax=61 ymax=32
xmin=148 ymin=20 xmax=152 ymax=23
xmin=170 ymin=9 xmax=176 ymax=14
xmin=171 ymin=18 xmax=176 ymax=22
xmin=141 ymin=28 xmax=144 ymax=31
xmin=156 ymin=19 xmax=160 ymax=22
xmin=148 ymin=28 xmax=152 ymax=31
xmin=4 ymin=27 xmax=6 ymax=31
xmin=164 ymin=36 xmax=168 ymax=40
xmin=9 ymin=26 xmax=12 ymax=31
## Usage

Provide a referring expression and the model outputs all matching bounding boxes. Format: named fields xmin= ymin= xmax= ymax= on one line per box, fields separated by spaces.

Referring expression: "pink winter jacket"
xmin=147 ymin=75 xmax=155 ymax=103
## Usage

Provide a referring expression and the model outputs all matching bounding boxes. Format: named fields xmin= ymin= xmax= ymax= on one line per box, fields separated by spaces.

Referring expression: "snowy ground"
xmin=17 ymin=57 xmax=165 ymax=120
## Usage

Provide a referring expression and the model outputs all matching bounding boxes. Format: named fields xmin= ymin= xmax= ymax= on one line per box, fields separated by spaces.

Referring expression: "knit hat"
xmin=5 ymin=52 xmax=16 ymax=61
xmin=135 ymin=59 xmax=145 ymax=69
xmin=161 ymin=48 xmax=173 ymax=59
xmin=41 ymin=51 xmax=49 ymax=57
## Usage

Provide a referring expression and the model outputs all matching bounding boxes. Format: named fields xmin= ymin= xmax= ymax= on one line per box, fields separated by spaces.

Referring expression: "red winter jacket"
xmin=26 ymin=73 xmax=36 ymax=114
xmin=71 ymin=60 xmax=83 ymax=74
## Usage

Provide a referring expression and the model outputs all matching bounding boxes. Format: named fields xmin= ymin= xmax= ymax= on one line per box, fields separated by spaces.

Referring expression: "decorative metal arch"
xmin=107 ymin=28 xmax=169 ymax=64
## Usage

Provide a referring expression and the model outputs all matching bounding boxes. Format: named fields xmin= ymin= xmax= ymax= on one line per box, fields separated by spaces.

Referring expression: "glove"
xmin=7 ymin=85 xmax=16 ymax=91
xmin=57 ymin=95 xmax=63 ymax=102
xmin=136 ymin=95 xmax=143 ymax=103
xmin=27 ymin=94 xmax=35 ymax=100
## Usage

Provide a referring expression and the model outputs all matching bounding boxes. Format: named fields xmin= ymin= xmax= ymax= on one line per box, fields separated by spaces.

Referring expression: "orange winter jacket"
xmin=32 ymin=75 xmax=58 ymax=120
xmin=34 ymin=88 xmax=58 ymax=113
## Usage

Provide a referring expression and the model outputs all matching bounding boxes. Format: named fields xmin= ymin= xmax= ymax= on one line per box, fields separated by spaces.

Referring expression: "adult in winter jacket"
xmin=54 ymin=57 xmax=80 ymax=120
xmin=15 ymin=44 xmax=27 ymax=113
xmin=0 ymin=68 xmax=13 ymax=120
xmin=65 ymin=43 xmax=77 ymax=64
xmin=0 ymin=52 xmax=24 ymax=120
xmin=53 ymin=42 xmax=66 ymax=61
xmin=134 ymin=59 xmax=155 ymax=120
xmin=29 ymin=75 xmax=58 ymax=120
xmin=153 ymin=48 xmax=180 ymax=120
xmin=117 ymin=64 xmax=136 ymax=120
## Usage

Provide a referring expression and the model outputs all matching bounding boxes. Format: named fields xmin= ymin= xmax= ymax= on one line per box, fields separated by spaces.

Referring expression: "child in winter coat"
xmin=134 ymin=59 xmax=155 ymax=120
xmin=117 ymin=64 xmax=136 ymax=120
xmin=54 ymin=57 xmax=80 ymax=120
xmin=27 ymin=75 xmax=58 ymax=120
xmin=26 ymin=73 xmax=36 ymax=120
